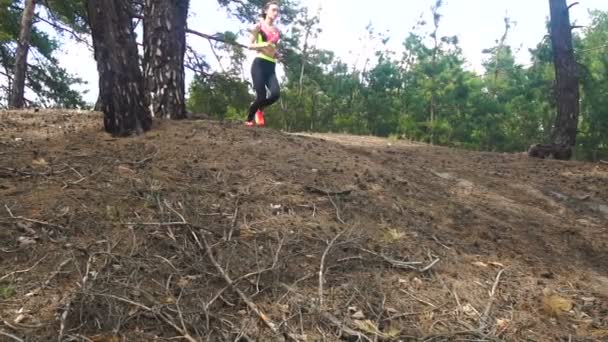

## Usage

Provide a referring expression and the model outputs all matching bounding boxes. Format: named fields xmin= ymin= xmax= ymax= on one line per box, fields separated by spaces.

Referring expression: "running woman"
xmin=245 ymin=1 xmax=281 ymax=127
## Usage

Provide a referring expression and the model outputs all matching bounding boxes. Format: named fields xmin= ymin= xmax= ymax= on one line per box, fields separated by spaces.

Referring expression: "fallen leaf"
xmin=16 ymin=222 xmax=37 ymax=235
xmin=591 ymin=330 xmax=608 ymax=338
xmin=117 ymin=165 xmax=135 ymax=174
xmin=162 ymin=296 xmax=175 ymax=304
xmin=32 ymin=158 xmax=47 ymax=167
xmin=386 ymin=307 xmax=398 ymax=314
xmin=383 ymin=228 xmax=406 ymax=242
xmin=352 ymin=310 xmax=365 ymax=319
xmin=353 ymin=319 xmax=383 ymax=336
xmin=91 ymin=334 xmax=121 ymax=342
xmin=18 ymin=236 xmax=37 ymax=246
xmin=287 ymin=334 xmax=308 ymax=341
xmin=496 ymin=318 xmax=510 ymax=330
xmin=386 ymin=327 xmax=400 ymax=337
xmin=472 ymin=261 xmax=488 ymax=268
xmin=177 ymin=277 xmax=191 ymax=288
xmin=577 ymin=194 xmax=591 ymax=201
xmin=581 ymin=297 xmax=596 ymax=306
xmin=543 ymin=295 xmax=574 ymax=317
xmin=461 ymin=303 xmax=479 ymax=317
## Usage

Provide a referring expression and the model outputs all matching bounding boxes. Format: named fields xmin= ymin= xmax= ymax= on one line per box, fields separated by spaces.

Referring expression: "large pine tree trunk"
xmin=143 ymin=0 xmax=189 ymax=119
xmin=9 ymin=0 xmax=36 ymax=109
xmin=549 ymin=0 xmax=579 ymax=158
xmin=87 ymin=0 xmax=152 ymax=136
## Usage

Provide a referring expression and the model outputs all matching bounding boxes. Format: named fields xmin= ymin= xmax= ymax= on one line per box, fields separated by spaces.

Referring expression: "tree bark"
xmin=143 ymin=0 xmax=189 ymax=119
xmin=87 ymin=0 xmax=152 ymax=136
xmin=549 ymin=0 xmax=580 ymax=158
xmin=9 ymin=0 xmax=36 ymax=109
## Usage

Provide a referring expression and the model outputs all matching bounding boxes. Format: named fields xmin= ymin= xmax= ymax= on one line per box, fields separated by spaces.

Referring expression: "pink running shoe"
xmin=255 ymin=110 xmax=265 ymax=127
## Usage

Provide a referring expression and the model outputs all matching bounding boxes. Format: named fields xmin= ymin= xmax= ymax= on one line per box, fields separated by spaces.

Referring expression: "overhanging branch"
xmin=186 ymin=28 xmax=248 ymax=49
xmin=35 ymin=15 xmax=92 ymax=49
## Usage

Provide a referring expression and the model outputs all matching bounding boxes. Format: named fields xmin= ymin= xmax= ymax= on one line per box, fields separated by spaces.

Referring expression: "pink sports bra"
xmin=258 ymin=23 xmax=280 ymax=44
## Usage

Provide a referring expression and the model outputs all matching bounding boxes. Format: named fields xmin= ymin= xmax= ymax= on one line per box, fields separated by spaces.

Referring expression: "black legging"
xmin=247 ymin=57 xmax=280 ymax=121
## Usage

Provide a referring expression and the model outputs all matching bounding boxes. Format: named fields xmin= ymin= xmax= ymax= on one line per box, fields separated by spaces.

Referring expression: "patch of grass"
xmin=0 ymin=284 xmax=15 ymax=299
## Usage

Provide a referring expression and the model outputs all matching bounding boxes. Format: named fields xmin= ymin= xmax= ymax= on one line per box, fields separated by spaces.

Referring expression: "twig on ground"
xmin=432 ymin=235 xmax=453 ymax=250
xmin=400 ymin=289 xmax=438 ymax=308
xmin=95 ymin=293 xmax=198 ymax=342
xmin=227 ymin=198 xmax=240 ymax=241
xmin=358 ymin=248 xmax=422 ymax=270
xmin=26 ymin=258 xmax=71 ymax=297
xmin=327 ymin=194 xmax=345 ymax=224
xmin=191 ymin=228 xmax=282 ymax=338
xmin=382 ymin=303 xmax=447 ymax=322
xmin=279 ymin=283 xmax=372 ymax=341
xmin=0 ymin=330 xmax=23 ymax=342
xmin=419 ymin=257 xmax=440 ymax=272
xmin=422 ymin=330 xmax=496 ymax=341
xmin=0 ymin=255 xmax=47 ymax=282
xmin=305 ymin=185 xmax=353 ymax=196
xmin=206 ymin=234 xmax=285 ymax=309
xmin=4 ymin=205 xmax=65 ymax=230
xmin=61 ymin=168 xmax=104 ymax=189
xmin=164 ymin=200 xmax=187 ymax=224
xmin=319 ymin=312 xmax=373 ymax=342
xmin=128 ymin=147 xmax=159 ymax=166
xmin=0 ymin=167 xmax=67 ymax=178
xmin=0 ymin=316 xmax=43 ymax=330
xmin=478 ymin=268 xmax=506 ymax=332
xmin=319 ymin=231 xmax=345 ymax=308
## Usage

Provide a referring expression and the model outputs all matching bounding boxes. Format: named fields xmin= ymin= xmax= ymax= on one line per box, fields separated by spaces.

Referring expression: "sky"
xmin=34 ymin=0 xmax=608 ymax=104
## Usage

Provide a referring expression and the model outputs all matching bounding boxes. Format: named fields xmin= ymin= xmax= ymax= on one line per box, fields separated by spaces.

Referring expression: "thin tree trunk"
xmin=9 ymin=0 xmax=36 ymax=109
xmin=429 ymin=0 xmax=442 ymax=145
xmin=492 ymin=17 xmax=512 ymax=96
xmin=87 ymin=0 xmax=152 ymax=136
xmin=143 ymin=0 xmax=189 ymax=119
xmin=549 ymin=0 xmax=579 ymax=158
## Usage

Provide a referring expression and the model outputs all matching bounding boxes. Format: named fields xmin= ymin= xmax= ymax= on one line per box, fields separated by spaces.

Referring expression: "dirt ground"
xmin=0 ymin=110 xmax=607 ymax=342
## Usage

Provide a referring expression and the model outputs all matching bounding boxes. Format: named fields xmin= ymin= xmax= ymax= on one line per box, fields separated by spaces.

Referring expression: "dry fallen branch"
xmin=4 ymin=205 xmax=66 ymax=230
xmin=0 ymin=330 xmax=23 ymax=342
xmin=478 ymin=268 xmax=506 ymax=332
xmin=0 ymin=166 xmax=67 ymax=177
xmin=95 ymin=293 xmax=198 ymax=342
xmin=191 ymin=229 xmax=283 ymax=338
xmin=128 ymin=147 xmax=159 ymax=166
xmin=419 ymin=257 xmax=440 ymax=272
xmin=327 ymin=194 xmax=346 ymax=224
xmin=423 ymin=330 xmax=496 ymax=341
xmin=206 ymin=235 xmax=285 ymax=310
xmin=600 ymin=160 xmax=608 ymax=165
xmin=320 ymin=312 xmax=373 ymax=342
xmin=358 ymin=248 xmax=423 ymax=270
xmin=319 ymin=231 xmax=345 ymax=308
xmin=0 ymin=255 xmax=46 ymax=282
xmin=305 ymin=185 xmax=353 ymax=196
xmin=279 ymin=283 xmax=372 ymax=341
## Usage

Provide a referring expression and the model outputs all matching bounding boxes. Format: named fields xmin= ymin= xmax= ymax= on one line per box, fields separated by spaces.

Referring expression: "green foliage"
xmin=193 ymin=5 xmax=607 ymax=160
xmin=187 ymin=74 xmax=251 ymax=120
xmin=0 ymin=284 xmax=15 ymax=299
xmin=0 ymin=0 xmax=86 ymax=108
